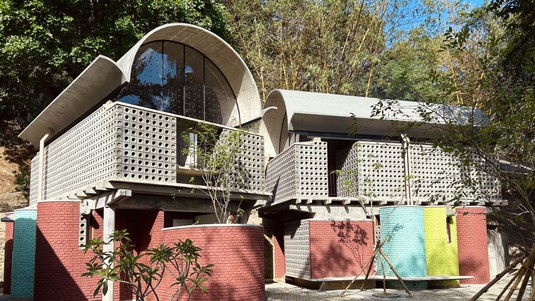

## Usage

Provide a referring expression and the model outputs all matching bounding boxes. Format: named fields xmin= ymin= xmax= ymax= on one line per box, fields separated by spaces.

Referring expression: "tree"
xmin=371 ymin=0 xmax=535 ymax=298
xmin=370 ymin=28 xmax=444 ymax=102
xmin=0 ymin=0 xmax=232 ymax=194
xmin=224 ymin=0 xmax=419 ymax=101
xmin=0 ymin=0 xmax=231 ymax=127
xmin=83 ymin=229 xmax=213 ymax=301
xmin=183 ymin=124 xmax=247 ymax=224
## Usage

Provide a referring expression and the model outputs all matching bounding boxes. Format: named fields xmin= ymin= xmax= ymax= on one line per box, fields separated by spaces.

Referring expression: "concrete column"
xmin=102 ymin=203 xmax=115 ymax=301
xmin=37 ymin=133 xmax=50 ymax=201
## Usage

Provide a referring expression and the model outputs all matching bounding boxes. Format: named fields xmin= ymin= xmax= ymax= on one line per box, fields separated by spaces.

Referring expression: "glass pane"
xmin=117 ymin=42 xmax=164 ymax=110
xmin=162 ymin=42 xmax=184 ymax=115
xmin=116 ymin=41 xmax=234 ymax=127
xmin=184 ymin=46 xmax=204 ymax=120
xmin=205 ymin=60 xmax=232 ymax=125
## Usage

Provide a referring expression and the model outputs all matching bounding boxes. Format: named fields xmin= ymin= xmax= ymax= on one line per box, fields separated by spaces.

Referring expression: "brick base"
xmin=309 ymin=220 xmax=374 ymax=279
xmin=33 ymin=203 xmax=264 ymax=300
xmin=158 ymin=225 xmax=265 ymax=301
xmin=34 ymin=201 xmax=101 ymax=300
xmin=456 ymin=207 xmax=490 ymax=284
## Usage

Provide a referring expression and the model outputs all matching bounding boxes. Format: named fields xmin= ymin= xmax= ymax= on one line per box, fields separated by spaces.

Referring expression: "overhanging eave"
xmin=19 ymin=55 xmax=126 ymax=148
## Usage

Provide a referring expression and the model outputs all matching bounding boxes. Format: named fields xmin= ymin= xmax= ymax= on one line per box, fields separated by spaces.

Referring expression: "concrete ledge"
xmin=289 ymin=275 xmax=473 ymax=291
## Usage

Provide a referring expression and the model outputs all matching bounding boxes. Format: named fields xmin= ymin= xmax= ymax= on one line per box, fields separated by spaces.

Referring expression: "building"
xmin=3 ymin=23 xmax=507 ymax=300
xmin=259 ymin=90 xmax=506 ymax=289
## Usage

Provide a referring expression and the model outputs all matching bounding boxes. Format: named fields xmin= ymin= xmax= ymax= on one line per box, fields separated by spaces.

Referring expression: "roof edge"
xmin=19 ymin=55 xmax=126 ymax=148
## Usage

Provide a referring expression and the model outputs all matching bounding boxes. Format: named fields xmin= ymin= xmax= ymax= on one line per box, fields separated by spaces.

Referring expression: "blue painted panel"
xmin=379 ymin=207 xmax=427 ymax=279
xmin=11 ymin=209 xmax=37 ymax=298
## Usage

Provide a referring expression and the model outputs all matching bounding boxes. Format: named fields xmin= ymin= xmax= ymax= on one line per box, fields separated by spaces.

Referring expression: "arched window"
xmin=116 ymin=41 xmax=236 ymax=125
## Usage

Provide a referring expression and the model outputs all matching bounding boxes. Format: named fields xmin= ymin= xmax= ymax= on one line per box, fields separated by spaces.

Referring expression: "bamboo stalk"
xmin=340 ymin=245 xmax=376 ymax=295
xmin=380 ymin=256 xmax=386 ymax=294
xmin=509 ymin=247 xmax=535 ymax=301
xmin=378 ymin=249 xmax=413 ymax=298
xmin=341 ymin=239 xmax=386 ymax=296
xmin=529 ymin=267 xmax=534 ymax=301
xmin=469 ymin=253 xmax=527 ymax=301
xmin=504 ymin=260 xmax=529 ymax=301
xmin=516 ymin=264 xmax=532 ymax=301
xmin=496 ymin=269 xmax=521 ymax=300
xmin=359 ymin=251 xmax=376 ymax=291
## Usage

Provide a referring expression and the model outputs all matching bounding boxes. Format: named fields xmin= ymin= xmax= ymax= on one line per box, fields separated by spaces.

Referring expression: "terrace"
xmin=28 ymin=101 xmax=267 ymax=206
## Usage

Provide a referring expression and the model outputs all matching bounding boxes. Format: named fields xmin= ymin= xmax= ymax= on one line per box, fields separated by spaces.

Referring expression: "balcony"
xmin=30 ymin=102 xmax=265 ymax=204
xmin=264 ymin=139 xmax=503 ymax=207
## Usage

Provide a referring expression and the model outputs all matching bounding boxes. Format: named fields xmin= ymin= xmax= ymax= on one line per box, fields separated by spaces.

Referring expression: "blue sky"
xmin=390 ymin=0 xmax=488 ymax=40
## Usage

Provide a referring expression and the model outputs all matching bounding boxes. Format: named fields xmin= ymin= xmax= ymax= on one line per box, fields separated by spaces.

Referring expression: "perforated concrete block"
xmin=337 ymin=141 xmax=405 ymax=200
xmin=265 ymin=141 xmax=328 ymax=203
xmin=44 ymin=105 xmax=122 ymax=199
xmin=265 ymin=145 xmax=297 ymax=202
xmin=236 ymin=131 xmax=264 ymax=191
xmin=284 ymin=219 xmax=311 ymax=279
xmin=116 ymin=105 xmax=177 ymax=183
xmin=410 ymin=144 xmax=500 ymax=202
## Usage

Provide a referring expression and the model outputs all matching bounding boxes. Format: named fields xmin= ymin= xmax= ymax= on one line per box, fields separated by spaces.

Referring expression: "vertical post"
xmin=102 ymin=199 xmax=115 ymax=301
xmin=37 ymin=133 xmax=50 ymax=201
xmin=401 ymin=133 xmax=412 ymax=205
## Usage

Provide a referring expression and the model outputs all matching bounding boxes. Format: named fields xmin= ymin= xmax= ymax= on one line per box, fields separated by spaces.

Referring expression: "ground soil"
xmin=0 ymin=147 xmax=17 ymax=195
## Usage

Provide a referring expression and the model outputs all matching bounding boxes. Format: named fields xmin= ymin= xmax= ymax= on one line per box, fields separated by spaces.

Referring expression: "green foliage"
xmin=183 ymin=123 xmax=246 ymax=223
xmin=13 ymin=165 xmax=30 ymax=192
xmin=148 ymin=239 xmax=214 ymax=299
xmin=224 ymin=0 xmax=412 ymax=100
xmin=83 ymin=229 xmax=213 ymax=301
xmin=370 ymin=0 xmax=535 ymax=251
xmin=370 ymin=28 xmax=444 ymax=102
xmin=0 ymin=0 xmax=231 ymax=126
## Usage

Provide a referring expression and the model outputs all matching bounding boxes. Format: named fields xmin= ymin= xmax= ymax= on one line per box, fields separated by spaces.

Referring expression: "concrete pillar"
xmin=102 ymin=204 xmax=115 ymax=301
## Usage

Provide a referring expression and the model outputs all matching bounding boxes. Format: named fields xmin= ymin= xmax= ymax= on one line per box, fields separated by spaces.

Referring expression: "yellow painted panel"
xmin=423 ymin=207 xmax=459 ymax=287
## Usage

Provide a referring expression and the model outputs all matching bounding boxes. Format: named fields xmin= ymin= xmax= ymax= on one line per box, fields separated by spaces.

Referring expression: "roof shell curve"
xmin=259 ymin=89 xmax=488 ymax=157
xmin=20 ymin=23 xmax=261 ymax=148
xmin=116 ymin=23 xmax=261 ymax=126
xmin=19 ymin=55 xmax=125 ymax=147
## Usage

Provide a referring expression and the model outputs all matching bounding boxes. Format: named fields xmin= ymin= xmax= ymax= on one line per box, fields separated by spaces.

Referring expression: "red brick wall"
xmin=3 ymin=214 xmax=14 ymax=295
xmin=309 ymin=220 xmax=375 ymax=279
xmin=34 ymin=204 xmax=264 ymax=301
xmin=116 ymin=209 xmax=163 ymax=253
xmin=456 ymin=207 xmax=490 ymax=284
xmin=273 ymin=223 xmax=285 ymax=280
xmin=34 ymin=201 xmax=103 ymax=300
xmin=114 ymin=209 xmax=164 ymax=300
xmin=157 ymin=225 xmax=265 ymax=301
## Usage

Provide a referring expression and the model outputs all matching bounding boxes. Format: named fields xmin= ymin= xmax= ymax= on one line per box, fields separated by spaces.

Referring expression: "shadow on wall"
xmin=116 ymin=209 xmax=159 ymax=253
xmin=33 ymin=202 xmax=106 ymax=301
xmin=34 ymin=227 xmax=97 ymax=300
xmin=3 ymin=223 xmax=13 ymax=295
xmin=307 ymin=220 xmax=374 ymax=279
xmin=330 ymin=220 xmax=369 ymax=270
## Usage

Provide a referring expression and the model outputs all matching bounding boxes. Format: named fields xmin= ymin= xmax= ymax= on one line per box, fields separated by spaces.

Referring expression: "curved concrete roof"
xmin=20 ymin=23 xmax=261 ymax=148
xmin=259 ymin=89 xmax=488 ymax=157
xmin=117 ymin=23 xmax=261 ymax=126
xmin=19 ymin=55 xmax=126 ymax=147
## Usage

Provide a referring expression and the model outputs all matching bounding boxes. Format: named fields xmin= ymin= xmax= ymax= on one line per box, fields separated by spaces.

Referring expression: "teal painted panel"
xmin=11 ymin=209 xmax=37 ymax=298
xmin=379 ymin=207 xmax=427 ymax=280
